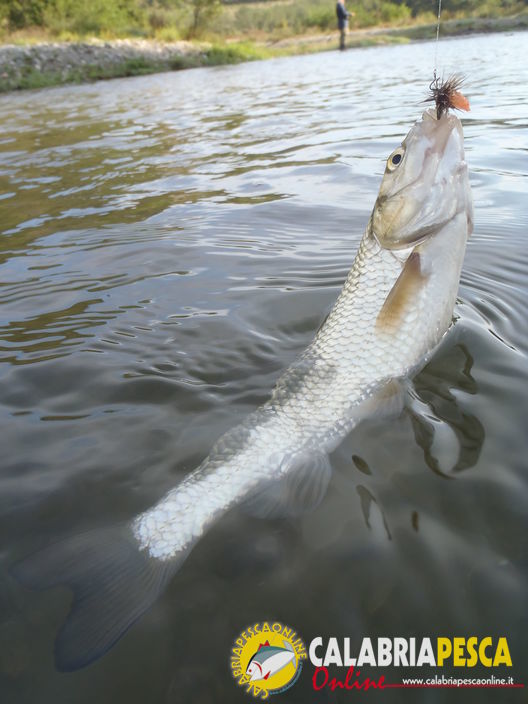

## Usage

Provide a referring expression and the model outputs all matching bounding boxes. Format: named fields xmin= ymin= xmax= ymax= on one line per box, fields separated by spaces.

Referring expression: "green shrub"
xmin=1 ymin=0 xmax=48 ymax=29
xmin=348 ymin=0 xmax=412 ymax=27
xmin=204 ymin=40 xmax=268 ymax=63
xmin=379 ymin=2 xmax=411 ymax=23
xmin=43 ymin=0 xmax=144 ymax=36
xmin=186 ymin=0 xmax=222 ymax=37
xmin=305 ymin=5 xmax=335 ymax=30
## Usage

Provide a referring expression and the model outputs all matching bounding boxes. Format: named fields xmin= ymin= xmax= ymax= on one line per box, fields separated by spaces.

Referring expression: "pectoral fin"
xmin=376 ymin=250 xmax=429 ymax=331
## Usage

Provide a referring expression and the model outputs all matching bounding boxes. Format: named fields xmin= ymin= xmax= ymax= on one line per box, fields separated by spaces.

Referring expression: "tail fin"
xmin=10 ymin=525 xmax=184 ymax=671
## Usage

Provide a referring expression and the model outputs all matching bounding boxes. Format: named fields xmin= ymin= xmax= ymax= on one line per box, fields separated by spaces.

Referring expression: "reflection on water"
xmin=409 ymin=344 xmax=485 ymax=477
xmin=1 ymin=31 xmax=528 ymax=704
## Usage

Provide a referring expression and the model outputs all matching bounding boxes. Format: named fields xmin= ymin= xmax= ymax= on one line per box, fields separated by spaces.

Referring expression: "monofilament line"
xmin=433 ymin=0 xmax=442 ymax=81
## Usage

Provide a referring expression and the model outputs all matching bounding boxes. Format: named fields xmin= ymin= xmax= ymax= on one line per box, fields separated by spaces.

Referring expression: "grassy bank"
xmin=1 ymin=10 xmax=527 ymax=93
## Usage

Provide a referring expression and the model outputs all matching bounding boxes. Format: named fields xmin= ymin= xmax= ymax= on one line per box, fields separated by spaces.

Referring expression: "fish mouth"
xmin=373 ymin=109 xmax=468 ymax=250
xmin=424 ymin=108 xmax=465 ymax=169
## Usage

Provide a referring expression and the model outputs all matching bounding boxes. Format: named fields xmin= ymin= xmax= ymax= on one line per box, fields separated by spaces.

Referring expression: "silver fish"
xmin=13 ymin=104 xmax=473 ymax=671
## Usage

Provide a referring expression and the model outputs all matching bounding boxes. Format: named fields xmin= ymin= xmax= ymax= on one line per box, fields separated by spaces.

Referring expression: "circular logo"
xmin=230 ymin=621 xmax=307 ymax=699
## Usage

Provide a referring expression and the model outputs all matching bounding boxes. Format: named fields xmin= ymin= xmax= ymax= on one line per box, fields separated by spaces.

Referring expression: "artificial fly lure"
xmin=428 ymin=75 xmax=471 ymax=120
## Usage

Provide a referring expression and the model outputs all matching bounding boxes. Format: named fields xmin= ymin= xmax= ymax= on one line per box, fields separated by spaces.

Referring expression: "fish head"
xmin=372 ymin=107 xmax=473 ymax=249
xmin=246 ymin=661 xmax=262 ymax=681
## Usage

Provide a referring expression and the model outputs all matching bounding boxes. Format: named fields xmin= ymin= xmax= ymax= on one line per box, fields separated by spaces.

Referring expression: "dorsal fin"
xmin=376 ymin=250 xmax=429 ymax=331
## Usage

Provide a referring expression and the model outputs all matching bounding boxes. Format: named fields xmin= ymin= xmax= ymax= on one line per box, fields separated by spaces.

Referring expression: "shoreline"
xmin=1 ymin=14 xmax=527 ymax=93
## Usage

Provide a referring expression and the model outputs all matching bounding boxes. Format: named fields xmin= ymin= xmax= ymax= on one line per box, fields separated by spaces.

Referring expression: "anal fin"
xmin=243 ymin=452 xmax=332 ymax=519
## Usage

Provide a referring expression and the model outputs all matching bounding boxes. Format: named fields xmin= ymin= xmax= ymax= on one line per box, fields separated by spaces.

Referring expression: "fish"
xmin=246 ymin=639 xmax=296 ymax=682
xmin=12 ymin=88 xmax=473 ymax=671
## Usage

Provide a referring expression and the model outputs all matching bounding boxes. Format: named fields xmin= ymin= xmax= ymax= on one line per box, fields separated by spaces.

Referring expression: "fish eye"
xmin=387 ymin=148 xmax=405 ymax=172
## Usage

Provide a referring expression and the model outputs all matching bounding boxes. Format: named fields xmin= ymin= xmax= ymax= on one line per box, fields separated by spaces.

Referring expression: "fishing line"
xmin=433 ymin=0 xmax=442 ymax=81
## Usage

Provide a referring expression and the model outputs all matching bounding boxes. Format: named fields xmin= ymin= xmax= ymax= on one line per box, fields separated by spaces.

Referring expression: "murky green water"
xmin=1 ymin=31 xmax=527 ymax=703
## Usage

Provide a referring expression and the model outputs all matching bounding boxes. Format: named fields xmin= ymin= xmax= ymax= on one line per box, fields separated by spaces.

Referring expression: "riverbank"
xmin=1 ymin=13 xmax=527 ymax=93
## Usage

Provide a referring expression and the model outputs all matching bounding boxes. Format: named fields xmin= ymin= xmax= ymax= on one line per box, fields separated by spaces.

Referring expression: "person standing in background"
xmin=336 ymin=0 xmax=349 ymax=51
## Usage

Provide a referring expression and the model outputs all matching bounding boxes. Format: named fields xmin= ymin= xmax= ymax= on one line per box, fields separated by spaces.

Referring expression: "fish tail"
xmin=10 ymin=524 xmax=185 ymax=671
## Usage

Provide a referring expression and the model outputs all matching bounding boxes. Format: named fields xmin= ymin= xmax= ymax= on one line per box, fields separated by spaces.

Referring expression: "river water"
xmin=1 ymin=31 xmax=527 ymax=703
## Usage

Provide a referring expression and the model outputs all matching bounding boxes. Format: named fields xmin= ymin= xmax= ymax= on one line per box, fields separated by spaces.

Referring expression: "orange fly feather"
xmin=427 ymin=75 xmax=470 ymax=119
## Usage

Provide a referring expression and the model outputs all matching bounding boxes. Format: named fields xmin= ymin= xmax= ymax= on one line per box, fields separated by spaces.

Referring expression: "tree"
xmin=1 ymin=0 xmax=48 ymax=29
xmin=188 ymin=0 xmax=221 ymax=37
